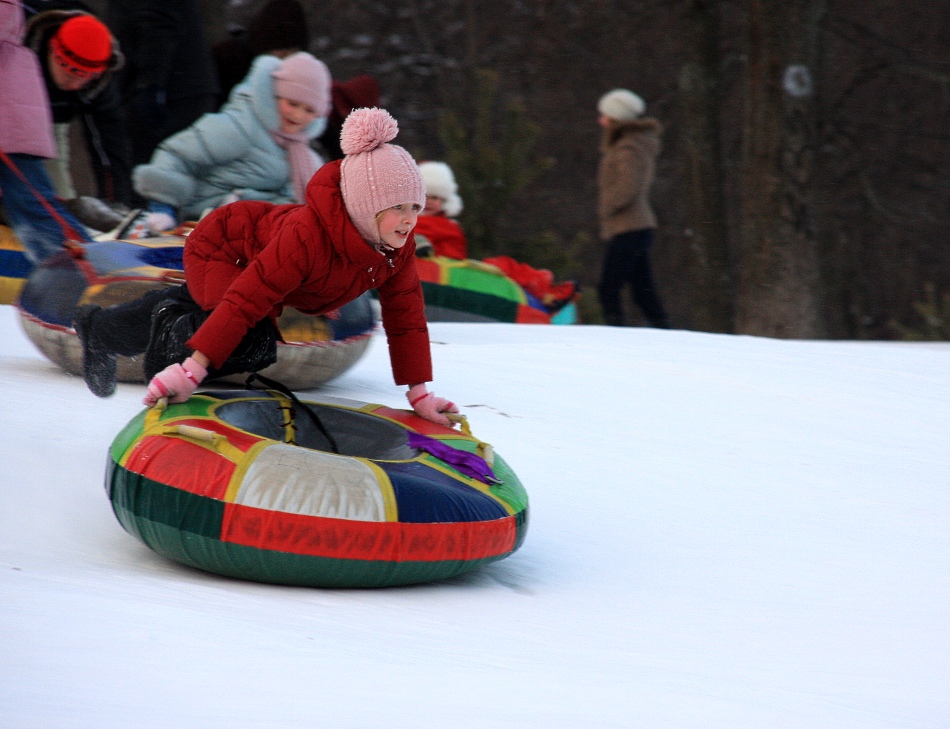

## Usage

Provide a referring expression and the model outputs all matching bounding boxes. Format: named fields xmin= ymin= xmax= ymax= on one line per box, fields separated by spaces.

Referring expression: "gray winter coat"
xmin=133 ymin=55 xmax=326 ymax=220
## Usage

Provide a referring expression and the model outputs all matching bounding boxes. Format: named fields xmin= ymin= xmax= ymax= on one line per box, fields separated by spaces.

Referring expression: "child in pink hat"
xmin=75 ymin=108 xmax=460 ymax=427
xmin=132 ymin=51 xmax=331 ymax=231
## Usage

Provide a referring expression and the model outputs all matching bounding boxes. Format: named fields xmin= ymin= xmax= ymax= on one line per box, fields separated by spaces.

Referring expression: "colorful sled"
xmin=414 ymin=255 xmax=578 ymax=325
xmin=107 ymin=390 xmax=529 ymax=587
xmin=14 ymin=233 xmax=375 ymax=390
xmin=0 ymin=225 xmax=30 ymax=305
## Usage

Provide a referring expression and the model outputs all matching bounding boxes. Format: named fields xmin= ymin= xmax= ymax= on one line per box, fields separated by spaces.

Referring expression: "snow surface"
xmin=1 ymin=304 xmax=949 ymax=728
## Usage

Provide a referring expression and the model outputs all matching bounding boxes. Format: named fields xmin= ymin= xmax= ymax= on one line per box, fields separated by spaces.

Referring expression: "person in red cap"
xmin=24 ymin=5 xmax=133 ymax=213
xmin=48 ymin=14 xmax=112 ymax=87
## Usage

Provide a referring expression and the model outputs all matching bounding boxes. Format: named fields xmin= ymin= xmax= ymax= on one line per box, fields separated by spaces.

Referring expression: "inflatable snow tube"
xmin=414 ymin=255 xmax=577 ymax=325
xmin=106 ymin=390 xmax=529 ymax=587
xmin=0 ymin=224 xmax=31 ymax=305
xmin=15 ymin=237 xmax=376 ymax=390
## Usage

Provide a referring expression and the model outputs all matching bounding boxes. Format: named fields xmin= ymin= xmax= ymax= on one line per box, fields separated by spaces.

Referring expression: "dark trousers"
xmin=89 ymin=283 xmax=277 ymax=380
xmin=597 ymin=228 xmax=670 ymax=328
xmin=0 ymin=154 xmax=92 ymax=265
xmin=91 ymin=284 xmax=189 ymax=356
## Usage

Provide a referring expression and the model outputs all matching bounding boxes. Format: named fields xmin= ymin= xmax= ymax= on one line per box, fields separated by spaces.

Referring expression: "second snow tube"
xmin=16 ymin=238 xmax=375 ymax=390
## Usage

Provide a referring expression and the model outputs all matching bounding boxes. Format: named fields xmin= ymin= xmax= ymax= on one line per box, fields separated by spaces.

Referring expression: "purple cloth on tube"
xmin=407 ymin=431 xmax=501 ymax=484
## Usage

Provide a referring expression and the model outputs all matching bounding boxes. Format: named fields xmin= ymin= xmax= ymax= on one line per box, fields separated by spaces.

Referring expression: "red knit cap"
xmin=51 ymin=16 xmax=112 ymax=76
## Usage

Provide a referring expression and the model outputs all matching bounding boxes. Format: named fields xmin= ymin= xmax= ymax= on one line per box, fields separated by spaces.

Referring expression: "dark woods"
xmin=92 ymin=0 xmax=950 ymax=338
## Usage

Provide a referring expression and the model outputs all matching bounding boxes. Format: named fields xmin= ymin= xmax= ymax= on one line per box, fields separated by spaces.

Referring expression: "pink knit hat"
xmin=339 ymin=108 xmax=425 ymax=244
xmin=271 ymin=52 xmax=332 ymax=117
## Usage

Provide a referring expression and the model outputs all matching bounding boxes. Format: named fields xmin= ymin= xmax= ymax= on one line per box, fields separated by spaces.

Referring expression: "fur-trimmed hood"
xmin=24 ymin=9 xmax=123 ymax=100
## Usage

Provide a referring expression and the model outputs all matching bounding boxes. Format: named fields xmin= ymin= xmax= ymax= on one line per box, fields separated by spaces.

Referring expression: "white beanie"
xmin=597 ymin=89 xmax=645 ymax=122
xmin=419 ymin=161 xmax=463 ymax=218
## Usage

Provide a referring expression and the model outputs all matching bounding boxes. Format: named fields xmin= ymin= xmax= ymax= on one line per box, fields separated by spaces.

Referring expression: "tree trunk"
xmin=736 ymin=0 xmax=826 ymax=338
xmin=678 ymin=0 xmax=734 ymax=333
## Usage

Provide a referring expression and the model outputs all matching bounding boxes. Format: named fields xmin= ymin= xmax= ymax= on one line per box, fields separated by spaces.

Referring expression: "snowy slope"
xmin=1 ymin=304 xmax=948 ymax=729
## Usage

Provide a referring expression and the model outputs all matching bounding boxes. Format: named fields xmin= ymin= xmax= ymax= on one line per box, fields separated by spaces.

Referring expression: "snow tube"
xmin=106 ymin=390 xmax=529 ymax=587
xmin=0 ymin=224 xmax=30 ymax=305
xmin=414 ymin=256 xmax=577 ymax=325
xmin=15 ymin=236 xmax=375 ymax=390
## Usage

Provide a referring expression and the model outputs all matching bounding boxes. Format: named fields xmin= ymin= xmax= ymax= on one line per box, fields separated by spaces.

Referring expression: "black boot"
xmin=73 ymin=305 xmax=118 ymax=397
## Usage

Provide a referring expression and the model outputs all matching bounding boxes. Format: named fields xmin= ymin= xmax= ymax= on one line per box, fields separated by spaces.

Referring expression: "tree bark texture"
xmin=736 ymin=0 xmax=826 ymax=338
xmin=678 ymin=0 xmax=734 ymax=333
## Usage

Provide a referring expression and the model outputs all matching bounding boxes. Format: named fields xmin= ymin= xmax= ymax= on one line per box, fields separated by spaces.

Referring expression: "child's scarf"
xmin=270 ymin=130 xmax=322 ymax=204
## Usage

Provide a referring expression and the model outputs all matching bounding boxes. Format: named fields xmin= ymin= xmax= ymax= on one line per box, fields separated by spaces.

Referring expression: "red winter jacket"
xmin=184 ymin=160 xmax=432 ymax=385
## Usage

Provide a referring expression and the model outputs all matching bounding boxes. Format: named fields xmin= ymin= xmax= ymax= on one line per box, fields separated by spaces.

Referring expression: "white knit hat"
xmin=339 ymin=108 xmax=426 ymax=244
xmin=419 ymin=161 xmax=463 ymax=218
xmin=271 ymin=52 xmax=332 ymax=117
xmin=597 ymin=89 xmax=645 ymax=122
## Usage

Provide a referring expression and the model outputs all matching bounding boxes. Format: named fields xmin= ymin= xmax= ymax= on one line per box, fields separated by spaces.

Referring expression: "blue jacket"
xmin=133 ymin=55 xmax=326 ymax=220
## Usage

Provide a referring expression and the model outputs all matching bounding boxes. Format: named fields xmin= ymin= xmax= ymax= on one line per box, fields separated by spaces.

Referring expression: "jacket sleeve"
xmin=132 ymin=113 xmax=246 ymax=207
xmin=376 ymin=246 xmax=433 ymax=385
xmin=186 ymin=222 xmax=312 ymax=368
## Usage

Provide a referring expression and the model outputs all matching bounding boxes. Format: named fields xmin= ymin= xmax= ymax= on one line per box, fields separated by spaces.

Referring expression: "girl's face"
xmin=277 ymin=97 xmax=319 ymax=134
xmin=422 ymin=195 xmax=444 ymax=216
xmin=376 ymin=203 xmax=422 ymax=251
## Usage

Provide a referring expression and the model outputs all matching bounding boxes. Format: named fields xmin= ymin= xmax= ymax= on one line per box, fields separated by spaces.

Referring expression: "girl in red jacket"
xmin=74 ymin=108 xmax=459 ymax=426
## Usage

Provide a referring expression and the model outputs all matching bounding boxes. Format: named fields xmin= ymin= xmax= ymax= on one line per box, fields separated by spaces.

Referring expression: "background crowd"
xmin=4 ymin=0 xmax=650 ymax=326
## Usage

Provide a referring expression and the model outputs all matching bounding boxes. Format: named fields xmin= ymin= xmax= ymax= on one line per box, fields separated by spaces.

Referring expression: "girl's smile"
xmin=376 ymin=203 xmax=422 ymax=251
xmin=277 ymin=97 xmax=318 ymax=134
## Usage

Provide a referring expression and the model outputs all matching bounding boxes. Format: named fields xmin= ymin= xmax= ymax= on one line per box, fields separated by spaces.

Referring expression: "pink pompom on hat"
xmin=271 ymin=52 xmax=332 ymax=117
xmin=339 ymin=108 xmax=425 ymax=245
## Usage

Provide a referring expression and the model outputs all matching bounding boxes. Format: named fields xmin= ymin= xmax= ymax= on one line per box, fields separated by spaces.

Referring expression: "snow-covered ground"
xmin=1 ymin=304 xmax=948 ymax=728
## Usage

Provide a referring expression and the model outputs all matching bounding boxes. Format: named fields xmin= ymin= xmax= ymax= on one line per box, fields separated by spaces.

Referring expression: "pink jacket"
xmin=0 ymin=1 xmax=55 ymax=158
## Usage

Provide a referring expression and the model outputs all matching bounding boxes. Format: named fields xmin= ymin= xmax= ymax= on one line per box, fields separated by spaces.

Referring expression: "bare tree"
xmin=678 ymin=0 xmax=734 ymax=332
xmin=735 ymin=0 xmax=827 ymax=337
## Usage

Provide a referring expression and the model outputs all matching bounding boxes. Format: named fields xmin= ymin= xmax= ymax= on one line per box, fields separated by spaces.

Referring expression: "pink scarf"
xmin=270 ymin=130 xmax=321 ymax=203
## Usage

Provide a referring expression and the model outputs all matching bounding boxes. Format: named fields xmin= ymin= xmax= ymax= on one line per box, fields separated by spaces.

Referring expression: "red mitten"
xmin=144 ymin=356 xmax=208 ymax=406
xmin=407 ymin=384 xmax=459 ymax=427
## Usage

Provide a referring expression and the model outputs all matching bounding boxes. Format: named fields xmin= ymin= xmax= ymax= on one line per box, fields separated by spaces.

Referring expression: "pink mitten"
xmin=407 ymin=384 xmax=459 ymax=427
xmin=144 ymin=357 xmax=208 ymax=406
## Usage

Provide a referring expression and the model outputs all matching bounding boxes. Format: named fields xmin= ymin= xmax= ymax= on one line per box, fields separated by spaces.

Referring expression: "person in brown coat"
xmin=596 ymin=88 xmax=670 ymax=328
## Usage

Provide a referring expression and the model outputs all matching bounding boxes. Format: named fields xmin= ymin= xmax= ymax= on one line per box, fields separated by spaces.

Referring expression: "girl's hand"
xmin=144 ymin=356 xmax=208 ymax=406
xmin=407 ymin=384 xmax=459 ymax=427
